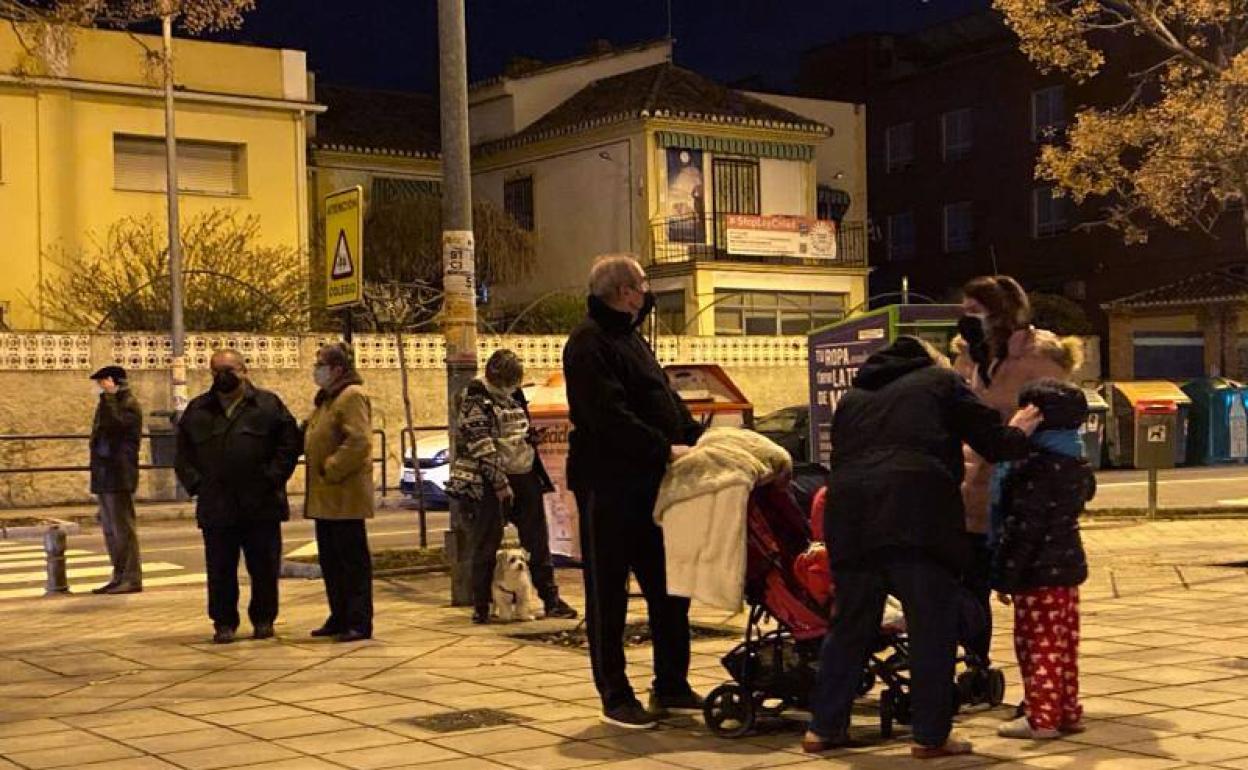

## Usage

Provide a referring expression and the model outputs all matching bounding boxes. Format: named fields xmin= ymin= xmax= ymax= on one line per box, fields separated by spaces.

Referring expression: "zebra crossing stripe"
xmin=0 ymin=562 xmax=185 ymax=585
xmin=0 ymin=572 xmax=208 ymax=600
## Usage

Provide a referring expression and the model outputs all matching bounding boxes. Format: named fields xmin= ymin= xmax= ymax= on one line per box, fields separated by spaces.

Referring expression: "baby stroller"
xmin=702 ymin=484 xmax=1006 ymax=739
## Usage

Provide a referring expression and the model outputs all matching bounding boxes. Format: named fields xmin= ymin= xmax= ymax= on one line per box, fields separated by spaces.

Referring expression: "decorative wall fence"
xmin=0 ymin=332 xmax=810 ymax=372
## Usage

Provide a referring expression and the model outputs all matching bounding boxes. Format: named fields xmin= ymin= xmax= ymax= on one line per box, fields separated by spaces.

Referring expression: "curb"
xmin=1086 ymin=506 xmax=1248 ymax=519
xmin=0 ymin=519 xmax=81 ymax=541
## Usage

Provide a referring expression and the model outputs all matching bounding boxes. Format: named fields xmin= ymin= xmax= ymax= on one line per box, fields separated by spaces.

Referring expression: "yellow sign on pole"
xmin=324 ymin=186 xmax=363 ymax=309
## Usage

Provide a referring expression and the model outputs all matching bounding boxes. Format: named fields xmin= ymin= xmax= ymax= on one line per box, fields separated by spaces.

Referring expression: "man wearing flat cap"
xmin=88 ymin=365 xmax=144 ymax=594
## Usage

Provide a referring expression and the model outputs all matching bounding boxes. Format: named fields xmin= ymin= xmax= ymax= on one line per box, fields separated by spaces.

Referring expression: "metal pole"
xmin=1147 ymin=468 xmax=1158 ymax=518
xmin=162 ymin=10 xmax=187 ymax=417
xmin=438 ymin=0 xmax=478 ymax=606
xmin=44 ymin=526 xmax=68 ymax=595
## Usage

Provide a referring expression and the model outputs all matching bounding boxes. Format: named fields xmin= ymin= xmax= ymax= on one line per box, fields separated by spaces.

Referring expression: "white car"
xmin=400 ymin=431 xmax=451 ymax=509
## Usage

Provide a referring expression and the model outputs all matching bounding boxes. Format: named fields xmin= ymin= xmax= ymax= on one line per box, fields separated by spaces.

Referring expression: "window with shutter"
xmin=113 ymin=134 xmax=246 ymax=195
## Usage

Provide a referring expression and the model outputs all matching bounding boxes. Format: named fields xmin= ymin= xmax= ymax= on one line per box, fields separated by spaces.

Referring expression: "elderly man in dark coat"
xmin=89 ymin=365 xmax=144 ymax=594
xmin=175 ymin=349 xmax=301 ymax=644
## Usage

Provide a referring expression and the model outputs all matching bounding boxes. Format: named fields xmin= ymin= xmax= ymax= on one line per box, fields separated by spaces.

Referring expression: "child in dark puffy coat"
xmin=992 ymin=378 xmax=1095 ymax=740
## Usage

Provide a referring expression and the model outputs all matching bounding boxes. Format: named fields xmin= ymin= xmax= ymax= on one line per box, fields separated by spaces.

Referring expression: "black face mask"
xmin=636 ymin=290 xmax=657 ymax=325
xmin=211 ymin=370 xmax=241 ymax=394
xmin=957 ymin=315 xmax=995 ymax=385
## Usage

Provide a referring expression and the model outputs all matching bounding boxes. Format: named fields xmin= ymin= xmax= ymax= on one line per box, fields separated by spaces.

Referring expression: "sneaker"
xmin=912 ymin=735 xmax=973 ymax=759
xmin=602 ymin=700 xmax=659 ymax=730
xmin=648 ymin=690 xmax=704 ymax=715
xmin=544 ymin=598 xmax=578 ymax=620
xmin=998 ymin=716 xmax=1060 ymax=740
xmin=212 ymin=625 xmax=236 ymax=645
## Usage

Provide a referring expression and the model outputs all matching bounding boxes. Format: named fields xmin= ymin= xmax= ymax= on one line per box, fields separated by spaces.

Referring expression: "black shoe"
xmin=334 ymin=629 xmax=372 ymax=643
xmin=602 ymin=699 xmax=660 ymax=730
xmin=252 ymin=623 xmax=275 ymax=640
xmin=471 ymin=607 xmax=490 ymax=625
xmin=649 ymin=690 xmax=704 ymax=715
xmin=101 ymin=583 xmax=142 ymax=595
xmin=544 ymin=598 xmax=578 ymax=620
xmin=92 ymin=580 xmax=120 ymax=595
xmin=310 ymin=624 xmax=341 ymax=638
xmin=212 ymin=625 xmax=236 ymax=645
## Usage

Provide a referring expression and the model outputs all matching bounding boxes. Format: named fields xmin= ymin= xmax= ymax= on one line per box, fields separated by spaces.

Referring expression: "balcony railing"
xmin=649 ymin=214 xmax=869 ymax=268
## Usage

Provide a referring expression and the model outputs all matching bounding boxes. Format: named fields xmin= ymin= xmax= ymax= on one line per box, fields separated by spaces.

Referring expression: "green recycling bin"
xmin=1182 ymin=377 xmax=1248 ymax=465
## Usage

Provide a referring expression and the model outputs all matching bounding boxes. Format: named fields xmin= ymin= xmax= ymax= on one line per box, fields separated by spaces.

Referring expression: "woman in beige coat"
xmin=304 ymin=343 xmax=375 ymax=642
xmin=955 ymin=276 xmax=1080 ymax=667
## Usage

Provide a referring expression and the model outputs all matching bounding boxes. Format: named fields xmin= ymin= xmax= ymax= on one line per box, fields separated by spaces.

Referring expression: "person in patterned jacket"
xmin=447 ymin=349 xmax=578 ymax=625
xmin=992 ymin=378 xmax=1095 ymax=740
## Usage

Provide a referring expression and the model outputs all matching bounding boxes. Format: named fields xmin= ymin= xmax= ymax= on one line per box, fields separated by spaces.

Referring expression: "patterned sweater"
xmin=446 ymin=380 xmax=544 ymax=502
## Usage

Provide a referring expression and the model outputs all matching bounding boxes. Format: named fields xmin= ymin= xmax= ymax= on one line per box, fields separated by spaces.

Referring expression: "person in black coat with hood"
xmin=992 ymin=379 xmax=1094 ymax=740
xmin=563 ymin=254 xmax=704 ymax=730
xmin=805 ymin=337 xmax=1041 ymax=759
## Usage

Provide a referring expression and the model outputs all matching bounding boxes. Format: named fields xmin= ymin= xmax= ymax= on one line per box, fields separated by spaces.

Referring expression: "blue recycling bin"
xmin=1181 ymin=378 xmax=1247 ymax=465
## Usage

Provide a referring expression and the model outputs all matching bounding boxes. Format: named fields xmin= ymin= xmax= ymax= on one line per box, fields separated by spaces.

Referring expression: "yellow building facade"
xmin=0 ymin=25 xmax=319 ymax=330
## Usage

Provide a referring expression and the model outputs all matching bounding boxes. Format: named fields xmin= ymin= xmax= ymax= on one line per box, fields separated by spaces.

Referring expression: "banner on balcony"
xmin=665 ymin=148 xmax=706 ymax=244
xmin=725 ymin=215 xmax=838 ymax=260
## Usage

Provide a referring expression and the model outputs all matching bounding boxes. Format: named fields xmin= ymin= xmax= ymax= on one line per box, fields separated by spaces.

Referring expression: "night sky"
xmin=219 ymin=0 xmax=988 ymax=94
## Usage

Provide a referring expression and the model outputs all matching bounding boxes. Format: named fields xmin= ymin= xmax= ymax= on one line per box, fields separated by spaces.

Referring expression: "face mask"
xmin=211 ymin=370 xmax=241 ymax=394
xmin=637 ymin=290 xmax=656 ymax=322
xmin=313 ymin=365 xmax=334 ymax=390
xmin=94 ymin=385 xmax=104 ymax=397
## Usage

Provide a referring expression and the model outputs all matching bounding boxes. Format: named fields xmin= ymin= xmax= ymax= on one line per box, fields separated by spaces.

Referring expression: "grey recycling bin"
xmin=148 ymin=411 xmax=178 ymax=467
xmin=1081 ymin=388 xmax=1109 ymax=469
xmin=1134 ymin=402 xmax=1178 ymax=471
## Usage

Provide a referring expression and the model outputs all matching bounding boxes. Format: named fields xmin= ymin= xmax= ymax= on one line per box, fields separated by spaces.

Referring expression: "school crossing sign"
xmin=324 ymin=186 xmax=363 ymax=309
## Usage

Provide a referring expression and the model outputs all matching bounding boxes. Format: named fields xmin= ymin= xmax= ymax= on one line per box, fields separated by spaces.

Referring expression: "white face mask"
xmin=313 ymin=365 xmax=334 ymax=389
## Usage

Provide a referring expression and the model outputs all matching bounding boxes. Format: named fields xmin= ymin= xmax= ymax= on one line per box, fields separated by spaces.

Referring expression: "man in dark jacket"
xmin=563 ymin=254 xmax=704 ymax=730
xmin=806 ymin=337 xmax=1041 ymax=759
xmin=88 ymin=365 xmax=144 ymax=594
xmin=175 ymin=349 xmax=301 ymax=644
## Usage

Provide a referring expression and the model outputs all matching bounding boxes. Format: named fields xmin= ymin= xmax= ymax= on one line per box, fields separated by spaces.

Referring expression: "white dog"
xmin=492 ymin=547 xmax=538 ymax=622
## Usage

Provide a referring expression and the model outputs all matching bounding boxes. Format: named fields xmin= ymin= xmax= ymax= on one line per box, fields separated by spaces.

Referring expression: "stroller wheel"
xmin=879 ymin=689 xmax=895 ymax=739
xmin=704 ymin=684 xmax=756 ymax=738
xmin=987 ymin=669 xmax=1007 ymax=707
xmin=955 ymin=670 xmax=978 ymax=705
xmin=857 ymin=670 xmax=876 ymax=697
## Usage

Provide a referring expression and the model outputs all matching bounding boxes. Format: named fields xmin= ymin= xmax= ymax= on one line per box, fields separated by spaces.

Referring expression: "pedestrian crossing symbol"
xmin=324 ymin=186 xmax=364 ymax=309
xmin=331 ymin=230 xmax=354 ymax=279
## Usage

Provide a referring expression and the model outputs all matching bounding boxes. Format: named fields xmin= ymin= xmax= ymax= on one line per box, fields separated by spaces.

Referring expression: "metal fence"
xmin=649 ymin=214 xmax=870 ymax=268
xmin=0 ymin=429 xmax=389 ymax=498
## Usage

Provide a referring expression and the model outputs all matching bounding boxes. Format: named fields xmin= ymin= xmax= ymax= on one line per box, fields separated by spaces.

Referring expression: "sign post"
xmin=324 ymin=186 xmax=364 ymax=341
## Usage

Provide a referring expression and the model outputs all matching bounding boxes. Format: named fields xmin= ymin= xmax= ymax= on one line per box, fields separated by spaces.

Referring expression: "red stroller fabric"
xmin=745 ymin=484 xmax=829 ymax=642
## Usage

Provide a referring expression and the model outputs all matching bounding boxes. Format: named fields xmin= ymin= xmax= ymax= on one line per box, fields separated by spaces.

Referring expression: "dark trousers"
xmin=98 ymin=491 xmax=142 ymax=585
xmin=810 ymin=551 xmax=961 ymax=747
xmin=962 ymin=533 xmax=993 ymax=665
xmin=576 ymin=486 xmax=692 ymax=711
xmin=202 ymin=520 xmax=281 ymax=630
xmin=315 ymin=519 xmax=373 ymax=635
xmin=470 ymin=471 xmax=558 ymax=610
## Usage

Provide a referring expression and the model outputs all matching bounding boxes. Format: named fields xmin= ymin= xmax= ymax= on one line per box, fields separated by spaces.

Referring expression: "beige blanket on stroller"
xmin=654 ymin=428 xmax=792 ymax=610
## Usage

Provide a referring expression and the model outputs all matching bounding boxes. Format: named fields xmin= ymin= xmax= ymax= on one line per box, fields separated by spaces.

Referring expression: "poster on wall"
xmin=532 ymin=417 xmax=580 ymax=563
xmin=665 ymin=148 xmax=705 ymax=243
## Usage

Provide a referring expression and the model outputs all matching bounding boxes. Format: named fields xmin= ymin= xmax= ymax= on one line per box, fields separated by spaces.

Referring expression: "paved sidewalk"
xmin=2 ymin=520 xmax=1248 ymax=769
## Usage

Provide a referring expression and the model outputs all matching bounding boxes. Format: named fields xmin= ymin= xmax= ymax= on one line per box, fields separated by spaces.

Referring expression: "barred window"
xmin=504 ymin=176 xmax=535 ymax=231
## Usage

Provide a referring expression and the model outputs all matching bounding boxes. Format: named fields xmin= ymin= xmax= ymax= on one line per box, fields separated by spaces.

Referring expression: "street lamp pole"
xmin=162 ymin=8 xmax=187 ymax=417
xmin=437 ymin=0 xmax=478 ymax=605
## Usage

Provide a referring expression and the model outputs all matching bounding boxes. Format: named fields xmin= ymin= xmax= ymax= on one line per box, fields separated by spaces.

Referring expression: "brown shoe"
xmin=801 ymin=730 xmax=854 ymax=753
xmin=912 ymin=736 xmax=973 ymax=759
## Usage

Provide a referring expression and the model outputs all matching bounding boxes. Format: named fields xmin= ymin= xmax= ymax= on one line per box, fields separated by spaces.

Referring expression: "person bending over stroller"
xmin=805 ymin=337 xmax=1041 ymax=759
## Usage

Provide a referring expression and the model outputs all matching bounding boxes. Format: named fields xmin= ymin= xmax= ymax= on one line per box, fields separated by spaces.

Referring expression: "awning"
xmin=655 ymin=131 xmax=815 ymax=161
